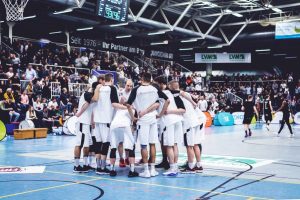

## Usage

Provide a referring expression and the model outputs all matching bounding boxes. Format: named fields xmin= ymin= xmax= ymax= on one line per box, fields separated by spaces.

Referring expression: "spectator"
xmin=6 ymin=67 xmax=14 ymax=79
xmin=48 ymin=97 xmax=58 ymax=110
xmin=25 ymin=65 xmax=37 ymax=81
xmin=4 ymin=88 xmax=15 ymax=103
xmin=20 ymin=90 xmax=29 ymax=111
xmin=198 ymin=95 xmax=208 ymax=112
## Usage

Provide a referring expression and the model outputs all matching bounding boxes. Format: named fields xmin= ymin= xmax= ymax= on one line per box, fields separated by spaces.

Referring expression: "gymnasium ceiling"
xmin=0 ymin=0 xmax=300 ymax=68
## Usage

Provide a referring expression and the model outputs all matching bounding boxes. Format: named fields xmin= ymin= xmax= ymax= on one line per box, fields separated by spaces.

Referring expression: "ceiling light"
xmin=208 ymin=45 xmax=223 ymax=49
xmin=53 ymin=8 xmax=73 ymax=15
xmin=181 ymin=39 xmax=198 ymax=43
xmin=49 ymin=31 xmax=63 ymax=35
xmin=76 ymin=27 xmax=93 ymax=31
xmin=183 ymin=59 xmax=194 ymax=62
xmin=110 ymin=23 xmax=129 ymax=27
xmin=179 ymin=48 xmax=193 ymax=51
xmin=148 ymin=31 xmax=166 ymax=36
xmin=23 ymin=15 xmax=36 ymax=20
xmin=0 ymin=21 xmax=4 ymax=23
xmin=255 ymin=49 xmax=270 ymax=52
xmin=116 ymin=35 xmax=132 ymax=39
xmin=150 ymin=40 xmax=168 ymax=45
xmin=285 ymin=56 xmax=297 ymax=59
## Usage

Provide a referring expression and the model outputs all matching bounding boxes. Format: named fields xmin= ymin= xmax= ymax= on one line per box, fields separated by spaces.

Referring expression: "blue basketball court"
xmin=1 ymin=124 xmax=300 ymax=200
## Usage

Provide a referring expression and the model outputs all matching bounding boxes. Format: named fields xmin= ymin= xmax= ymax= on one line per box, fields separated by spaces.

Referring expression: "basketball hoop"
xmin=1 ymin=0 xmax=30 ymax=21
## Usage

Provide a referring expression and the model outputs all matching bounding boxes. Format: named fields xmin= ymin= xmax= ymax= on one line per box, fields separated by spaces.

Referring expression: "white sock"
xmin=130 ymin=164 xmax=135 ymax=172
xmin=110 ymin=164 xmax=115 ymax=171
xmin=150 ymin=163 xmax=155 ymax=170
xmin=196 ymin=162 xmax=202 ymax=168
xmin=83 ymin=156 xmax=88 ymax=166
xmin=96 ymin=159 xmax=101 ymax=168
xmin=101 ymin=159 xmax=106 ymax=169
xmin=74 ymin=158 xmax=80 ymax=167
xmin=88 ymin=155 xmax=94 ymax=166
xmin=170 ymin=164 xmax=175 ymax=170
xmin=144 ymin=163 xmax=149 ymax=171
xmin=188 ymin=162 xmax=194 ymax=169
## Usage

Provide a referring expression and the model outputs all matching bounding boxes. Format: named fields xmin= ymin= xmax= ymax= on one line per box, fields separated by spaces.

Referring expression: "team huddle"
xmin=73 ymin=73 xmax=205 ymax=178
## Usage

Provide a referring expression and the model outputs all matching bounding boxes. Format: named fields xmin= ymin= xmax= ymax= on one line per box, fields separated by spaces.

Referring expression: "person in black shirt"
xmin=242 ymin=95 xmax=259 ymax=138
xmin=276 ymin=96 xmax=294 ymax=137
xmin=263 ymin=95 xmax=274 ymax=131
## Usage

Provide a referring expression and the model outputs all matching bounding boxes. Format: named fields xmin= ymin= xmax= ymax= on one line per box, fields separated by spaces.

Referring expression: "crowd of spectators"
xmin=1 ymin=39 xmax=300 ymax=130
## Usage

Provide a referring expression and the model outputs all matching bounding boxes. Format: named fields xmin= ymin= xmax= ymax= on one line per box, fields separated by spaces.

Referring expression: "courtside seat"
xmin=14 ymin=128 xmax=48 ymax=140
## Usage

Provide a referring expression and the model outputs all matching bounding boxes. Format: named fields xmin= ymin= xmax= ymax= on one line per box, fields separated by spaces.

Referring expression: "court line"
xmin=45 ymin=170 xmax=272 ymax=200
xmin=0 ymin=178 xmax=101 ymax=199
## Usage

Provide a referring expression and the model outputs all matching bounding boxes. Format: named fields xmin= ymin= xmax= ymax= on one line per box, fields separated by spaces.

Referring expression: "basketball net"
xmin=1 ymin=0 xmax=30 ymax=21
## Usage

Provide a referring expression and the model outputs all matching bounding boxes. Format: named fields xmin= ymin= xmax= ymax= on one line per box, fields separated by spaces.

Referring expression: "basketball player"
xmin=89 ymin=76 xmax=104 ymax=171
xmin=169 ymin=81 xmax=204 ymax=173
xmin=117 ymin=79 xmax=134 ymax=168
xmin=87 ymin=81 xmax=103 ymax=171
xmin=242 ymin=95 xmax=259 ymax=138
xmin=276 ymin=95 xmax=294 ymax=137
xmin=126 ymin=73 xmax=170 ymax=178
xmin=154 ymin=76 xmax=185 ymax=176
xmin=93 ymin=73 xmax=126 ymax=175
xmin=73 ymin=87 xmax=93 ymax=173
xmin=264 ymin=95 xmax=274 ymax=131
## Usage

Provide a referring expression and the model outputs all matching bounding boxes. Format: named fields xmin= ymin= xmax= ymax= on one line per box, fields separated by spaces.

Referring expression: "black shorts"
xmin=243 ymin=115 xmax=253 ymax=124
xmin=89 ymin=136 xmax=97 ymax=153
xmin=264 ymin=112 xmax=272 ymax=122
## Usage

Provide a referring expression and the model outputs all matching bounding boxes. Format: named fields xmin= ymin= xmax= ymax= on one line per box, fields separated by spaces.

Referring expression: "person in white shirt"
xmin=92 ymin=73 xmax=126 ymax=175
xmin=154 ymin=76 xmax=185 ymax=176
xmin=6 ymin=67 xmax=14 ymax=79
xmin=116 ymin=79 xmax=134 ymax=167
xmin=169 ymin=81 xmax=204 ymax=173
xmin=246 ymin=85 xmax=251 ymax=95
xmin=81 ymin=53 xmax=89 ymax=67
xmin=25 ymin=65 xmax=37 ymax=81
xmin=48 ymin=97 xmax=58 ymax=110
xmin=198 ymin=96 xmax=208 ymax=112
xmin=126 ymin=73 xmax=170 ymax=178
xmin=73 ymin=87 xmax=94 ymax=173
xmin=109 ymin=79 xmax=139 ymax=177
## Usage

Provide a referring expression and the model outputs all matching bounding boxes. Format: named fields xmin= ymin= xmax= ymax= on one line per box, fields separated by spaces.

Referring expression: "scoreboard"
xmin=97 ymin=0 xmax=129 ymax=22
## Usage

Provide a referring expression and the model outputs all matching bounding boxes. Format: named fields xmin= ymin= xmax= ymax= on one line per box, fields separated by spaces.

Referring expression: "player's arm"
xmin=76 ymin=92 xmax=92 ymax=117
xmin=110 ymin=86 xmax=127 ymax=110
xmin=126 ymin=86 xmax=138 ymax=121
xmin=166 ymin=96 xmax=186 ymax=115
xmin=139 ymin=101 xmax=160 ymax=118
xmin=275 ymin=101 xmax=285 ymax=113
xmin=92 ymin=84 xmax=102 ymax=102
xmin=180 ymin=91 xmax=197 ymax=108
xmin=157 ymin=90 xmax=170 ymax=118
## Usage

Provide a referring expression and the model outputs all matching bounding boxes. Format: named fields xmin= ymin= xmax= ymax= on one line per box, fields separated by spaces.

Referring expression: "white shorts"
xmin=75 ymin=123 xmax=92 ymax=148
xmin=163 ymin=121 xmax=183 ymax=146
xmin=110 ymin=126 xmax=135 ymax=150
xmin=184 ymin=124 xmax=204 ymax=146
xmin=136 ymin=123 xmax=159 ymax=145
xmin=94 ymin=123 xmax=110 ymax=143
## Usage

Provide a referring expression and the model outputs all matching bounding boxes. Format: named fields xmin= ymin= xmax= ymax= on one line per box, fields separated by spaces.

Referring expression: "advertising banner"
xmin=294 ymin=112 xmax=300 ymax=125
xmin=232 ymin=112 xmax=244 ymax=125
xmin=195 ymin=53 xmax=251 ymax=63
xmin=275 ymin=22 xmax=300 ymax=39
